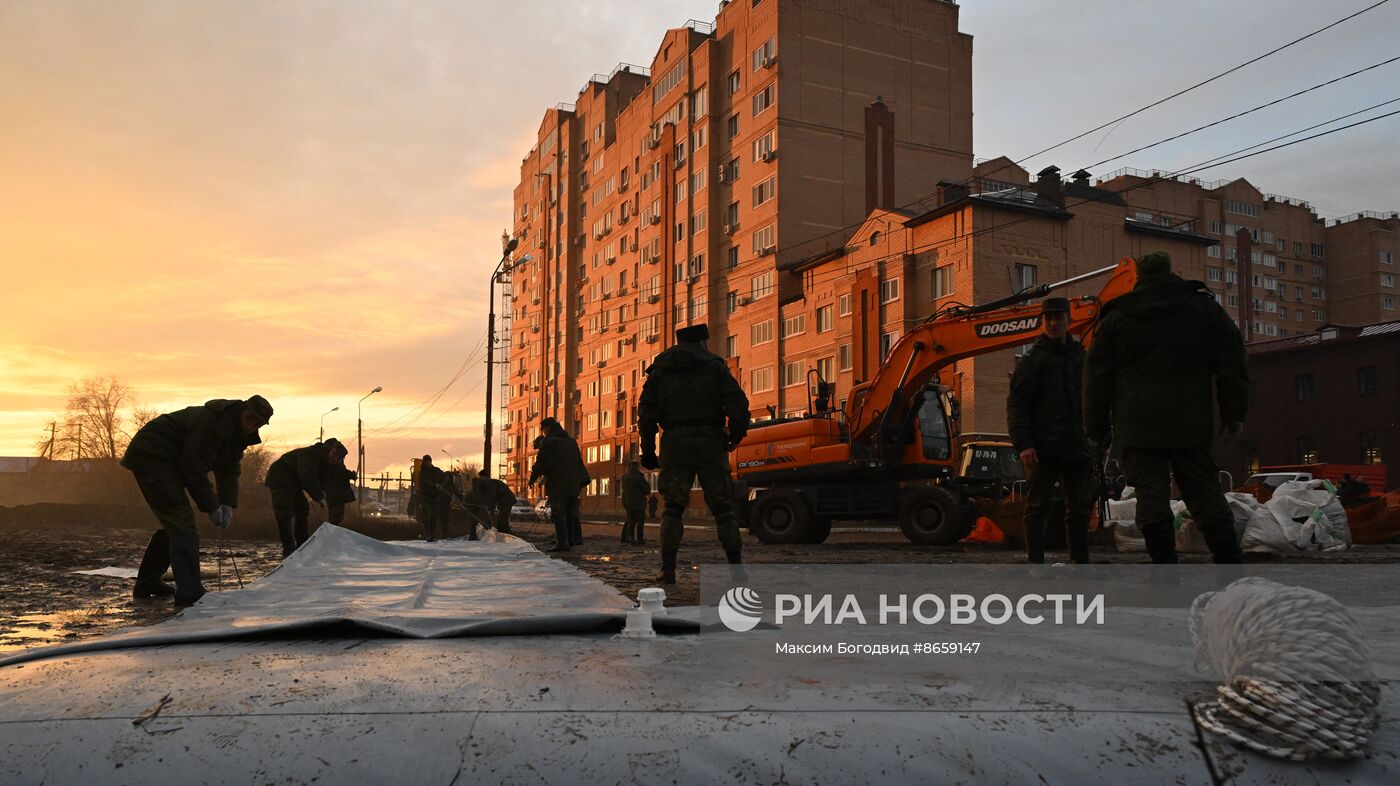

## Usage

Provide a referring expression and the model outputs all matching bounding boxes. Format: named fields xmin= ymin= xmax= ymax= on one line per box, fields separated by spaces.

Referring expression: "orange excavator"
xmin=733 ymin=257 xmax=1139 ymax=545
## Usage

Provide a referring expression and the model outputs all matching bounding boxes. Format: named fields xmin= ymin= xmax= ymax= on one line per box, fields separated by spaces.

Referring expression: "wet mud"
xmin=3 ymin=514 xmax=1397 ymax=655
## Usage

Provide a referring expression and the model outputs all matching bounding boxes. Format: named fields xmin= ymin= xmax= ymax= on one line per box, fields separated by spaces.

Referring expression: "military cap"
xmin=1136 ymin=252 xmax=1173 ymax=277
xmin=245 ymin=395 xmax=273 ymax=425
xmin=676 ymin=323 xmax=710 ymax=343
xmin=1041 ymin=297 xmax=1071 ymax=315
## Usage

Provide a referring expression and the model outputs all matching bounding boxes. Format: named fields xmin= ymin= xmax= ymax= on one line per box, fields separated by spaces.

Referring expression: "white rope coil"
xmin=1189 ymin=576 xmax=1381 ymax=760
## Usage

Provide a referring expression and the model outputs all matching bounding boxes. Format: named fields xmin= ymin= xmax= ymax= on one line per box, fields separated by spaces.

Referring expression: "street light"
xmin=319 ymin=406 xmax=339 ymax=443
xmin=483 ymin=234 xmax=520 ymax=482
xmin=441 ymin=448 xmax=458 ymax=472
xmin=357 ymin=386 xmax=382 ymax=505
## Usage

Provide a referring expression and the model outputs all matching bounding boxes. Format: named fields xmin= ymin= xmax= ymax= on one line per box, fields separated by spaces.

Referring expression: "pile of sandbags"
xmin=1101 ymin=480 xmax=1351 ymax=553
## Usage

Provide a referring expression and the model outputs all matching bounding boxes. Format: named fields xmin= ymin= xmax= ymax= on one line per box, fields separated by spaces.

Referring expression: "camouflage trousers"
xmin=658 ymin=428 xmax=741 ymax=554
xmin=1123 ymin=446 xmax=1243 ymax=564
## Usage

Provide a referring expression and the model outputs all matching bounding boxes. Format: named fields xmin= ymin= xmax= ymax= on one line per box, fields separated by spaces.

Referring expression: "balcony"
xmin=1123 ymin=208 xmax=1212 ymax=242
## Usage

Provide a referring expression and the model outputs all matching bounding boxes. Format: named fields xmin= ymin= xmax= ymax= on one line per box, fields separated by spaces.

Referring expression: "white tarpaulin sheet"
xmin=3 ymin=524 xmax=688 ymax=668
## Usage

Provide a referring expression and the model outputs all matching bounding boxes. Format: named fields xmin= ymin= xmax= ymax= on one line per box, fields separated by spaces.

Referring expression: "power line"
xmin=1014 ymin=0 xmax=1394 ymax=166
xmin=1081 ymin=53 xmax=1400 ymax=173
xmin=368 ymin=336 xmax=487 ymax=435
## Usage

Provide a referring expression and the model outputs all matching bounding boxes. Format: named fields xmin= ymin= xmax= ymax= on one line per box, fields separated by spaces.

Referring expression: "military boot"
xmin=656 ymin=550 xmax=677 ymax=584
xmin=133 ymin=530 xmax=176 ymax=599
xmin=725 ymin=548 xmax=747 ymax=584
xmin=167 ymin=528 xmax=207 ymax=607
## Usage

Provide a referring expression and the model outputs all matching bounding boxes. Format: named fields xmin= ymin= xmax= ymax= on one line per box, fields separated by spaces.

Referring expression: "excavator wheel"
xmin=803 ymin=516 xmax=833 ymax=544
xmin=748 ymin=488 xmax=812 ymax=545
xmin=897 ymin=486 xmax=965 ymax=546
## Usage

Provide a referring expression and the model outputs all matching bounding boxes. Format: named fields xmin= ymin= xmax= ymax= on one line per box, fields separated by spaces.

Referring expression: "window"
xmin=1297 ymin=436 xmax=1318 ymax=464
xmin=1295 ymin=374 xmax=1315 ymax=401
xmin=1311 ymin=243 xmax=1324 ymax=258
xmin=691 ymin=209 xmax=707 ymax=234
xmin=838 ymin=343 xmax=852 ymax=371
xmin=727 ymin=114 xmax=739 ymax=140
xmin=1357 ymin=366 xmax=1378 ymax=396
xmin=838 ymin=294 xmax=852 ymax=316
xmin=1360 ymin=431 xmax=1383 ymax=465
xmin=1209 ymin=221 xmax=1221 ymax=234
xmin=723 ymin=158 xmax=740 ymax=183
xmin=726 ymin=290 xmax=739 ymax=314
xmin=727 ymin=246 xmax=740 ymax=269
xmin=1208 ymin=246 xmax=1221 ymax=259
xmin=1385 ymin=296 xmax=1396 ymax=310
xmin=1014 ymin=264 xmax=1037 ymax=292
xmin=691 ymin=170 xmax=706 ymax=194
xmin=751 ymin=37 xmax=775 ymax=71
xmin=750 ymin=320 xmax=774 ymax=345
xmin=1242 ymin=440 xmax=1261 ymax=474
xmin=690 ymin=86 xmax=708 ymax=119
xmin=816 ymin=356 xmax=834 ymax=382
xmin=781 ymin=314 xmax=806 ymax=338
xmin=933 ymin=266 xmax=954 ymax=298
xmin=752 ymin=224 xmax=776 ymax=255
xmin=752 ymin=176 xmax=776 ymax=206
xmin=816 ymin=305 xmax=833 ymax=333
xmin=879 ymin=278 xmax=900 ymax=304
xmin=688 ymin=252 xmax=705 ymax=277
xmin=753 ymin=130 xmax=776 ymax=161
xmin=1382 ymin=273 xmax=1395 ymax=288
xmin=1381 ymin=251 xmax=1394 ymax=265
xmin=727 ymin=69 xmax=741 ymax=95
xmin=726 ymin=334 xmax=738 ymax=358
xmin=752 ymin=270 xmax=776 ymax=299
xmin=1208 ymin=268 xmax=1222 ymax=282
xmin=752 ymin=84 xmax=774 ymax=115
xmin=751 ymin=366 xmax=774 ymax=393
xmin=1225 ymin=200 xmax=1260 ymax=217
xmin=782 ymin=361 xmax=804 ymax=387
xmin=880 ymin=331 xmax=899 ymax=359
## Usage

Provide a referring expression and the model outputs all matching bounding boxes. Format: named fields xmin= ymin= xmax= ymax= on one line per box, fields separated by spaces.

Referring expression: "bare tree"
xmin=54 ymin=376 xmax=134 ymax=459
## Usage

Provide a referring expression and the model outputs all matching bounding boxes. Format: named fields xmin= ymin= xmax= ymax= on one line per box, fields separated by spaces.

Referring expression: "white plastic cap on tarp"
xmin=637 ymin=587 xmax=667 ymax=615
xmin=621 ymin=609 xmax=655 ymax=638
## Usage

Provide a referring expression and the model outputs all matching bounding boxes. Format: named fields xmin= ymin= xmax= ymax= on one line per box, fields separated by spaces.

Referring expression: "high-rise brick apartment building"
xmin=504 ymin=0 xmax=973 ymax=504
xmin=1094 ymin=169 xmax=1332 ymax=342
xmin=1325 ymin=211 xmax=1400 ymax=325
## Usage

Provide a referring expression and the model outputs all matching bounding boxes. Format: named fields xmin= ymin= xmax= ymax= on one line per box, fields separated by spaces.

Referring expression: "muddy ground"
xmin=3 ymin=512 xmax=1398 ymax=656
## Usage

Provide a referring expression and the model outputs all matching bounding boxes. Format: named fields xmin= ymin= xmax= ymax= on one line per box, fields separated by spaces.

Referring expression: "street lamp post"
xmin=357 ymin=386 xmax=382 ymax=505
xmin=320 ymin=406 xmax=339 ymax=443
xmin=483 ymin=235 xmax=520 ymax=482
xmin=441 ymin=448 xmax=458 ymax=472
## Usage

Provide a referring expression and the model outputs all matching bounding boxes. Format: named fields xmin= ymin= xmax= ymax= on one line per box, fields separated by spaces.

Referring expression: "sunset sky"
xmin=3 ymin=0 xmax=1397 ymax=479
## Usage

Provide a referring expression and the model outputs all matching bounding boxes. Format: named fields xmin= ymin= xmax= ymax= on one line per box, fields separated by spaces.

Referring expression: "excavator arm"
xmin=844 ymin=257 xmax=1138 ymax=451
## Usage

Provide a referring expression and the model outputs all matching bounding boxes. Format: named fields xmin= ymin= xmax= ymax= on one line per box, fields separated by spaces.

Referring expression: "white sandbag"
xmin=1227 ymin=492 xmax=1291 ymax=553
xmin=1266 ymin=480 xmax=1352 ymax=551
xmin=1108 ymin=496 xmax=1185 ymax=553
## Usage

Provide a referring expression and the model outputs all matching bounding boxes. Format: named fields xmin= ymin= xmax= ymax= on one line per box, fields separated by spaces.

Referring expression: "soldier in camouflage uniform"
xmin=122 ymin=396 xmax=273 ymax=606
xmin=638 ymin=323 xmax=750 ymax=584
xmin=1085 ymin=252 xmax=1249 ymax=564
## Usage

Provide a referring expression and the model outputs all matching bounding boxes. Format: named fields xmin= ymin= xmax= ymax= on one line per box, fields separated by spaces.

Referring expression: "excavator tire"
xmin=748 ymin=488 xmax=812 ymax=544
xmin=803 ymin=516 xmax=833 ymax=544
xmin=897 ymin=486 xmax=965 ymax=546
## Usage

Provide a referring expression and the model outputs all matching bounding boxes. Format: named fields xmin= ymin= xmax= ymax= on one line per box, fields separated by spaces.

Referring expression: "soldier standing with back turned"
xmin=1084 ymin=252 xmax=1249 ymax=564
xmin=638 ymin=323 xmax=750 ymax=584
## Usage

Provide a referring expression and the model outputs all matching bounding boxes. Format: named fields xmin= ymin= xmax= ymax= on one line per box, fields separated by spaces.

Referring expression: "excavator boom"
xmin=844 ymin=257 xmax=1138 ymax=446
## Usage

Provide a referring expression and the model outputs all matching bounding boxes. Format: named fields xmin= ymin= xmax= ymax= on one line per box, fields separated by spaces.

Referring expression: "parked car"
xmin=510 ymin=501 xmax=537 ymax=521
xmin=534 ymin=500 xmax=552 ymax=521
xmin=360 ymin=502 xmax=392 ymax=518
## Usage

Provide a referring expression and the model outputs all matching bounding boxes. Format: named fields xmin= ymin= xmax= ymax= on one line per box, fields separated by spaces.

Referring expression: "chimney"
xmin=1071 ymin=169 xmax=1091 ymax=186
xmin=937 ymin=179 xmax=968 ymax=205
xmin=1035 ymin=165 xmax=1064 ymax=208
xmin=864 ymin=99 xmax=896 ymax=213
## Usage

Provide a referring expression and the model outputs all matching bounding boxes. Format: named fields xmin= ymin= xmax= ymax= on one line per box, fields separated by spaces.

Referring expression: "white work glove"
xmin=209 ymin=504 xmax=234 ymax=529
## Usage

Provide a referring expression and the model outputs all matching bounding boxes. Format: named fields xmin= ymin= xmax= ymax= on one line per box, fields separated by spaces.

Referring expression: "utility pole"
xmin=74 ymin=423 xmax=83 ymax=461
xmin=484 ymin=234 xmax=520 ymax=477
xmin=43 ymin=422 xmax=56 ymax=460
xmin=357 ymin=386 xmax=382 ymax=505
